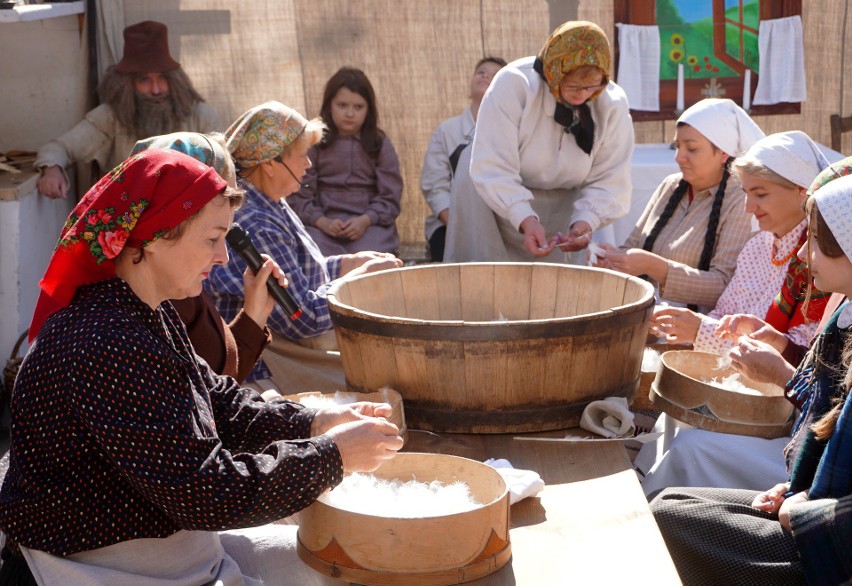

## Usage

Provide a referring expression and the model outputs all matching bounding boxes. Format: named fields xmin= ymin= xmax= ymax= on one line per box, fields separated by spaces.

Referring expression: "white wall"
xmin=0 ymin=14 xmax=89 ymax=151
xmin=0 ymin=11 xmax=86 ymax=386
xmin=0 ymin=174 xmax=74 ymax=385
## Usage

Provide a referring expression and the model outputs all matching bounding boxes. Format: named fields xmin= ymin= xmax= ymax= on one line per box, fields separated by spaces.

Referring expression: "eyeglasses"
xmin=561 ymin=82 xmax=607 ymax=94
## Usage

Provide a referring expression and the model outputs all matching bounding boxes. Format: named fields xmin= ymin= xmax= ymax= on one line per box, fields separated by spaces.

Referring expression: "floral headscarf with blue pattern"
xmin=30 ymin=149 xmax=226 ymax=341
xmin=808 ymin=155 xmax=852 ymax=198
xmin=131 ymin=132 xmax=232 ymax=185
xmin=225 ymin=101 xmax=309 ymax=170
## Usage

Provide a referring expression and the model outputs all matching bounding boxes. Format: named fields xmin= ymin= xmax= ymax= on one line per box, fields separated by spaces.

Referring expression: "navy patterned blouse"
xmin=0 ymin=278 xmax=343 ymax=556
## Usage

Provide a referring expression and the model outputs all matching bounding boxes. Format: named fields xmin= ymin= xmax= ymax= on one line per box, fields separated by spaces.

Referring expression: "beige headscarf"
xmin=537 ymin=20 xmax=611 ymax=101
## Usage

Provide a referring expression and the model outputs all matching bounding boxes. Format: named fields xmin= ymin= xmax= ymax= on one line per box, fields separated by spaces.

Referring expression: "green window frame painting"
xmin=614 ymin=0 xmax=802 ymax=121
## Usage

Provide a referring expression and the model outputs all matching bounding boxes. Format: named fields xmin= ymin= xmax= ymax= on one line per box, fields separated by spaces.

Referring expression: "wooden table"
xmin=403 ymin=429 xmax=682 ymax=585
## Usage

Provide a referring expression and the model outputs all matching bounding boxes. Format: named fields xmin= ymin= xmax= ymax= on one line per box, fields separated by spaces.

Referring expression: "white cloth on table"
xmin=615 ymin=24 xmax=660 ymax=111
xmin=484 ymin=458 xmax=545 ymax=505
xmin=580 ymin=396 xmax=636 ymax=438
xmin=753 ymin=16 xmax=806 ymax=106
xmin=635 ymin=413 xmax=789 ymax=497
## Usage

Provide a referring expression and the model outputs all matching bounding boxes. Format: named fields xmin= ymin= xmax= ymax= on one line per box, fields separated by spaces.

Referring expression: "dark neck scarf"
xmin=765 ymin=228 xmax=831 ymax=335
xmin=534 ymin=57 xmax=595 ymax=155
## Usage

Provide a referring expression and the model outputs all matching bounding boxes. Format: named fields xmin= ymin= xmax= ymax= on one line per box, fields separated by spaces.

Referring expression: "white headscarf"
xmin=677 ymin=98 xmax=765 ymax=157
xmin=740 ymin=131 xmax=831 ymax=189
xmin=812 ymin=174 xmax=852 ymax=261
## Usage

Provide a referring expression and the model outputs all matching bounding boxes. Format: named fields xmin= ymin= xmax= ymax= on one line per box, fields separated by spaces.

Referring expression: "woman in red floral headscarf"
xmin=1 ymin=149 xmax=400 ymax=585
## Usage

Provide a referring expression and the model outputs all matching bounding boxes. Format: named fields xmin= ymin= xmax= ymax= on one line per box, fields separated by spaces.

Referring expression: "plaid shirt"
xmin=786 ymin=303 xmax=852 ymax=583
xmin=205 ymin=179 xmax=342 ymax=380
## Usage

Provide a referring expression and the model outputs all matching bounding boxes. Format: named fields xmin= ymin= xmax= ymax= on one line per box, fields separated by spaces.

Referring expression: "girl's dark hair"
xmin=643 ymin=125 xmax=733 ymax=274
xmin=806 ymin=198 xmax=845 ymax=259
xmin=802 ymin=199 xmax=849 ymax=442
xmin=812 ymin=333 xmax=852 ymax=441
xmin=800 ymin=197 xmax=846 ymax=331
xmin=319 ymin=66 xmax=384 ymax=158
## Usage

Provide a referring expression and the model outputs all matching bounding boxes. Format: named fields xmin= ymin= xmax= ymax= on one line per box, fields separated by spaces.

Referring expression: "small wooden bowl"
xmin=650 ymin=350 xmax=794 ymax=439
xmin=297 ymin=453 xmax=511 ymax=585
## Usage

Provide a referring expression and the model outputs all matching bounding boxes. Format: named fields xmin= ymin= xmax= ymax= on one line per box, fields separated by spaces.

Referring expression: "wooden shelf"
xmin=0 ymin=1 xmax=84 ymax=23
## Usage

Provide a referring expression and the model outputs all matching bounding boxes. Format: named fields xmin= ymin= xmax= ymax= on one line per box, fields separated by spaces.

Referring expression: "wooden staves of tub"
xmin=327 ymin=263 xmax=655 ymax=434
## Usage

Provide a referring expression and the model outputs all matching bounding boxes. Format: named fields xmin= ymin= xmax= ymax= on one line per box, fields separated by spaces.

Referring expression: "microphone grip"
xmin=226 ymin=224 xmax=302 ymax=320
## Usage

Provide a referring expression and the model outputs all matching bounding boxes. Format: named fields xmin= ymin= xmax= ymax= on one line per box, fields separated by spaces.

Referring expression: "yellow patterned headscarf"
xmin=225 ymin=101 xmax=308 ymax=170
xmin=537 ymin=21 xmax=611 ymax=101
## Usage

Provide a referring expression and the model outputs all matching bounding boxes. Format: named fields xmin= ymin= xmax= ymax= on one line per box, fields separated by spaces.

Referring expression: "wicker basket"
xmin=3 ymin=330 xmax=28 ymax=410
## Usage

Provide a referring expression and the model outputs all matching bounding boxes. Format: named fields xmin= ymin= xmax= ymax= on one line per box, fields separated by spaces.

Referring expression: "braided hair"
xmin=642 ymin=157 xmax=735 ymax=274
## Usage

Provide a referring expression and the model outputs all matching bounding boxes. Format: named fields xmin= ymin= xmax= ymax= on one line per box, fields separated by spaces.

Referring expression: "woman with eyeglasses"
xmin=450 ymin=20 xmax=634 ymax=263
xmin=204 ymin=102 xmax=401 ymax=396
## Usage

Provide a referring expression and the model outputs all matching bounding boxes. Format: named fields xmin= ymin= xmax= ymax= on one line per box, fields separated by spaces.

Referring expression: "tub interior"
xmin=332 ymin=263 xmax=652 ymax=322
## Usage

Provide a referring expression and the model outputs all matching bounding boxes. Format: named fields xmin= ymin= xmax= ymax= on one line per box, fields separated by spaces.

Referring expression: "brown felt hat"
xmin=115 ymin=21 xmax=180 ymax=74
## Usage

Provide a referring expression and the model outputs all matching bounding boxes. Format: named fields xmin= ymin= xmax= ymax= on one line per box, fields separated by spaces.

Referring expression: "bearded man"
xmin=35 ymin=20 xmax=220 ymax=199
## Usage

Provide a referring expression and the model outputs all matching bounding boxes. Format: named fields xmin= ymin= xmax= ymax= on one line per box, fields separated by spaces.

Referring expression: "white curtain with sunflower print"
xmin=615 ymin=23 xmax=660 ymax=111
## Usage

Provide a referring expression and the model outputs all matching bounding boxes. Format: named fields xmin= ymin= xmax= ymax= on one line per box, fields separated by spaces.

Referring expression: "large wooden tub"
xmin=327 ymin=263 xmax=654 ymax=433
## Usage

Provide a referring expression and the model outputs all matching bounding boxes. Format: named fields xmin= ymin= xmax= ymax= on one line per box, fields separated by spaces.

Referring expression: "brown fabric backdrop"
xmin=121 ymin=0 xmax=851 ymax=247
xmin=123 ymin=0 xmax=550 ymax=247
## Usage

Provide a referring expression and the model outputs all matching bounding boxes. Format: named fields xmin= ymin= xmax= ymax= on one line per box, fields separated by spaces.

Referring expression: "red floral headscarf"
xmin=30 ymin=148 xmax=227 ymax=341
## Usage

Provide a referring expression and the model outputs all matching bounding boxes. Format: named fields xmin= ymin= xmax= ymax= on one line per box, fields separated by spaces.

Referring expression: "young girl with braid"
xmin=598 ymin=99 xmax=764 ymax=312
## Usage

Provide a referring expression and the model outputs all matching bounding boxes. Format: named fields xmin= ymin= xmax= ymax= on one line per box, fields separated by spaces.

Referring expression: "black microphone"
xmin=278 ymin=157 xmax=309 ymax=189
xmin=225 ymin=223 xmax=302 ymax=320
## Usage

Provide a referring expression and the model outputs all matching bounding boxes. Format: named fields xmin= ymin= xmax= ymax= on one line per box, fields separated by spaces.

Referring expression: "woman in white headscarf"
xmin=598 ymin=98 xmax=765 ymax=311
xmin=637 ymin=131 xmax=834 ymax=498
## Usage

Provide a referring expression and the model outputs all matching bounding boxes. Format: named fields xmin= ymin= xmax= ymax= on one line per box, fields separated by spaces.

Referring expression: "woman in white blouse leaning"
xmin=444 ymin=20 xmax=634 ymax=264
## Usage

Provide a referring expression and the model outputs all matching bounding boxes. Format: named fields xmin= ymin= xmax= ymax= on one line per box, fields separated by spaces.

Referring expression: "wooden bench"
xmin=404 ymin=428 xmax=682 ymax=585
